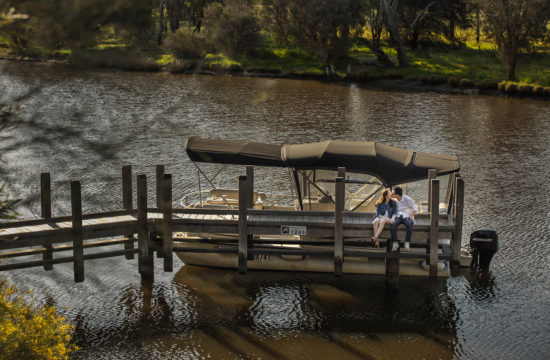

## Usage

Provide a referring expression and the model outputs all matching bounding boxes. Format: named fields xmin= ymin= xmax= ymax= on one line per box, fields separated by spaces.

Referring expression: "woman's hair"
xmin=375 ymin=188 xmax=391 ymax=207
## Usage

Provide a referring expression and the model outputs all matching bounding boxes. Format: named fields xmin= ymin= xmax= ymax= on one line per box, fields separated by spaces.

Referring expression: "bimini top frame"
xmin=185 ymin=136 xmax=460 ymax=187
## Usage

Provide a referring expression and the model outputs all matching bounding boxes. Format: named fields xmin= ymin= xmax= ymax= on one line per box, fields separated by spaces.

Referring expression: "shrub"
xmin=475 ymin=79 xmax=499 ymax=90
xmin=203 ymin=0 xmax=260 ymax=58
xmin=428 ymin=75 xmax=447 ymax=85
xmin=517 ymin=84 xmax=533 ymax=95
xmin=420 ymin=75 xmax=430 ymax=83
xmin=497 ymin=80 xmax=508 ymax=92
xmin=532 ymin=86 xmax=544 ymax=96
xmin=448 ymin=77 xmax=459 ymax=87
xmin=163 ymin=28 xmax=210 ymax=59
xmin=459 ymin=78 xmax=474 ymax=87
xmin=505 ymin=82 xmax=518 ymax=94
xmin=0 ymin=278 xmax=78 ymax=359
xmin=542 ymin=87 xmax=550 ymax=96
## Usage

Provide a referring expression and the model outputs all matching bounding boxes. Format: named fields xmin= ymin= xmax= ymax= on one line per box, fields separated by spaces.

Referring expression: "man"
xmin=390 ymin=186 xmax=418 ymax=251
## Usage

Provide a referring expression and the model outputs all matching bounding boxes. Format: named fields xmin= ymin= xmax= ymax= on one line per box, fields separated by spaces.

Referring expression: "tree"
xmin=203 ymin=0 xmax=260 ymax=57
xmin=263 ymin=0 xmax=366 ymax=62
xmin=481 ymin=0 xmax=550 ymax=80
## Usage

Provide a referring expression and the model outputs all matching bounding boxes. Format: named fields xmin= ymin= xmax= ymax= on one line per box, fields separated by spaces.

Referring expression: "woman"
xmin=372 ymin=188 xmax=397 ymax=248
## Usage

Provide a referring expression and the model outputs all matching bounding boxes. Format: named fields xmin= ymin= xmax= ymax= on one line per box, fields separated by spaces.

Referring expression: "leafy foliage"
xmin=0 ymin=278 xmax=78 ymax=360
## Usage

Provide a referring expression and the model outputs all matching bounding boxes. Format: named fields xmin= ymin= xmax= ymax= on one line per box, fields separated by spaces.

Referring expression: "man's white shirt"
xmin=396 ymin=194 xmax=418 ymax=219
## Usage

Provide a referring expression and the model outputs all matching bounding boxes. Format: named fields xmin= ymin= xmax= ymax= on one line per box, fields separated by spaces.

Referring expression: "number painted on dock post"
xmin=281 ymin=225 xmax=307 ymax=236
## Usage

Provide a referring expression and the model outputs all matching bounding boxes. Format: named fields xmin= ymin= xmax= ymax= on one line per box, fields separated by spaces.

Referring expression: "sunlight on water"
xmin=1 ymin=61 xmax=550 ymax=359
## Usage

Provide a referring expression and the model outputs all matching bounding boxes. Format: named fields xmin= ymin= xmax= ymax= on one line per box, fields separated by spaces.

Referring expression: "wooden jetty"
xmin=0 ymin=165 xmax=465 ymax=286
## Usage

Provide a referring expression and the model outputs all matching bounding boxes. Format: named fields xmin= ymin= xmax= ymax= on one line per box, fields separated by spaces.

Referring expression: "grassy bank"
xmin=2 ymin=37 xmax=549 ymax=96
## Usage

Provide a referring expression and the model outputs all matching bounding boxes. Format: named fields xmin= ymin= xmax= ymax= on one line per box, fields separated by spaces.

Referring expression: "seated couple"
xmin=372 ymin=186 xmax=418 ymax=251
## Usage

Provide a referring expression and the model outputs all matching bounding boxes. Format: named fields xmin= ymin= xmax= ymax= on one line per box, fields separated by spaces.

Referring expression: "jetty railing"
xmin=0 ymin=165 xmax=465 ymax=286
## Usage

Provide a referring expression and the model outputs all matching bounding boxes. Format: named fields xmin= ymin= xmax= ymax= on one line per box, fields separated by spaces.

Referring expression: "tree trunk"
xmin=507 ymin=56 xmax=516 ymax=81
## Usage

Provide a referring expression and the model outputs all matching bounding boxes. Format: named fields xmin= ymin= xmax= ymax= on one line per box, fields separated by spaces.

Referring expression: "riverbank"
xmin=1 ymin=46 xmax=549 ymax=101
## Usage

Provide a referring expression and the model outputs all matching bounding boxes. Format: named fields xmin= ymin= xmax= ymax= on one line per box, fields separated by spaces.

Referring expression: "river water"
xmin=1 ymin=61 xmax=549 ymax=359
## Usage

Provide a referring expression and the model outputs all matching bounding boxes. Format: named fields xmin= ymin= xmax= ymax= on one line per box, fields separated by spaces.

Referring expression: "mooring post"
xmin=122 ymin=165 xmax=134 ymax=260
xmin=246 ymin=166 xmax=254 ymax=257
xmin=162 ymin=173 xmax=173 ymax=272
xmin=156 ymin=165 xmax=164 ymax=209
xmin=238 ymin=175 xmax=248 ymax=274
xmin=444 ymin=172 xmax=456 ymax=213
xmin=155 ymin=165 xmax=165 ymax=258
xmin=40 ymin=172 xmax=53 ymax=270
xmin=429 ymin=178 xmax=440 ymax=278
xmin=428 ymin=169 xmax=437 ymax=212
xmin=334 ymin=169 xmax=345 ymax=277
xmin=137 ymin=174 xmax=153 ymax=282
xmin=71 ymin=180 xmax=84 ymax=283
xmin=451 ymin=177 xmax=464 ymax=269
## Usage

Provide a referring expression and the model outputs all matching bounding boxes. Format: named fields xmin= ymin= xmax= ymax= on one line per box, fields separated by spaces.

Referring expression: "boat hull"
xmin=176 ymin=249 xmax=450 ymax=277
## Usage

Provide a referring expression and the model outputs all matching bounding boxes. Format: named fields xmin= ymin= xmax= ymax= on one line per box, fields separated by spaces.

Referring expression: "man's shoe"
xmin=404 ymin=242 xmax=410 ymax=250
xmin=392 ymin=242 xmax=399 ymax=251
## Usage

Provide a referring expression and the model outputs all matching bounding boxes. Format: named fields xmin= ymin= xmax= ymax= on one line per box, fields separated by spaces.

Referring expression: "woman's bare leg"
xmin=375 ymin=219 xmax=388 ymax=239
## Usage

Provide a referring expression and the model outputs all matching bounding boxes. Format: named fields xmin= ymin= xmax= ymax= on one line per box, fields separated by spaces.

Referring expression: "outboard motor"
xmin=470 ymin=230 xmax=498 ymax=269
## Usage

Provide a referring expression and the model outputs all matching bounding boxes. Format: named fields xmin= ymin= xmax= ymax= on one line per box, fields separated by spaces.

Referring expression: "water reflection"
xmin=2 ymin=61 xmax=550 ymax=359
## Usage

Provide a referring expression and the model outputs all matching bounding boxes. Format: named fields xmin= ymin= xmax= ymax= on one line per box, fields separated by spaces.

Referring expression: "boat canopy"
xmin=185 ymin=136 xmax=459 ymax=186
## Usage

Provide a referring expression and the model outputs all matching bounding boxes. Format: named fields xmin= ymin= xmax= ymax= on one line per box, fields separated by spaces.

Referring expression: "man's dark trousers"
xmin=390 ymin=215 xmax=414 ymax=244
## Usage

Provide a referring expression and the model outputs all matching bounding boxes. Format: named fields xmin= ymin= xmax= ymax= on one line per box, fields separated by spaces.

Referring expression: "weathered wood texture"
xmin=122 ymin=165 xmax=134 ymax=260
xmin=238 ymin=176 xmax=248 ymax=274
xmin=334 ymin=173 xmax=345 ymax=276
xmin=71 ymin=180 xmax=84 ymax=282
xmin=137 ymin=174 xmax=153 ymax=282
xmin=428 ymin=169 xmax=437 ymax=212
xmin=41 ymin=172 xmax=53 ymax=270
xmin=429 ymin=179 xmax=440 ymax=278
xmin=452 ymin=177 xmax=464 ymax=266
xmin=162 ymin=173 xmax=173 ymax=272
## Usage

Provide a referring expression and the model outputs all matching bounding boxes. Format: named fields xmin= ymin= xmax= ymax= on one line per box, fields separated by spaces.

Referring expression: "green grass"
xmin=351 ymin=41 xmax=550 ymax=86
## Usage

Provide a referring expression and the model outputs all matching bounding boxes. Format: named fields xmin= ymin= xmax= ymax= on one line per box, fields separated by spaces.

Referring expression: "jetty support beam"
xmin=429 ymin=178 xmax=440 ymax=278
xmin=71 ymin=180 xmax=84 ymax=283
xmin=41 ymin=172 xmax=53 ymax=270
xmin=334 ymin=167 xmax=345 ymax=276
xmin=451 ymin=176 xmax=464 ymax=270
xmin=238 ymin=176 xmax=248 ymax=274
xmin=122 ymin=165 xmax=135 ymax=260
xmin=137 ymin=174 xmax=153 ymax=283
xmin=162 ymin=173 xmax=173 ymax=272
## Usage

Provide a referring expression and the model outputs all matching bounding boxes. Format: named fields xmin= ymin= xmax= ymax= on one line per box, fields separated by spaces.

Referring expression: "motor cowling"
xmin=470 ymin=230 xmax=498 ymax=269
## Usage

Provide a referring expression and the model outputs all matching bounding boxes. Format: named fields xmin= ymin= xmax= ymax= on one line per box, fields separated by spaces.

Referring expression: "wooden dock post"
xmin=444 ymin=172 xmax=456 ymax=214
xmin=122 ymin=165 xmax=134 ymax=260
xmin=451 ymin=177 xmax=464 ymax=269
xmin=40 ymin=172 xmax=53 ymax=270
xmin=155 ymin=165 xmax=165 ymax=258
xmin=429 ymin=178 xmax=440 ymax=278
xmin=137 ymin=174 xmax=153 ymax=282
xmin=71 ymin=180 xmax=84 ymax=283
xmin=238 ymin=175 xmax=248 ymax=274
xmin=428 ymin=169 xmax=437 ymax=212
xmin=334 ymin=167 xmax=345 ymax=276
xmin=162 ymin=173 xmax=173 ymax=272
xmin=246 ymin=166 xmax=254 ymax=256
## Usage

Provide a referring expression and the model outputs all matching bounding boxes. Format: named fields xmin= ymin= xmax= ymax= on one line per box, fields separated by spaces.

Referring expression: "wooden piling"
xmin=156 ymin=165 xmax=164 ymax=209
xmin=71 ymin=180 xmax=84 ymax=283
xmin=40 ymin=172 xmax=53 ymax=270
xmin=238 ymin=176 xmax=248 ymax=274
xmin=154 ymin=165 xmax=165 ymax=258
xmin=246 ymin=166 xmax=254 ymax=257
xmin=137 ymin=174 xmax=153 ymax=282
xmin=451 ymin=177 xmax=464 ymax=268
xmin=429 ymin=179 xmax=440 ymax=278
xmin=122 ymin=165 xmax=134 ymax=260
xmin=334 ymin=173 xmax=345 ymax=276
xmin=444 ymin=172 xmax=456 ymax=213
xmin=427 ymin=169 xmax=437 ymax=212
xmin=162 ymin=173 xmax=173 ymax=272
